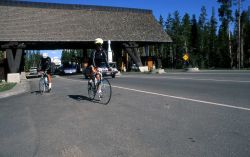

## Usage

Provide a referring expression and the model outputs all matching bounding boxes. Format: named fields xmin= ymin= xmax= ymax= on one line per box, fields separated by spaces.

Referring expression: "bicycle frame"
xmin=87 ymin=68 xmax=112 ymax=104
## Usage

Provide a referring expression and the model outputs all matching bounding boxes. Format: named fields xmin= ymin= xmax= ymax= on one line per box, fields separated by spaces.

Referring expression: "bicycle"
xmin=39 ymin=71 xmax=50 ymax=93
xmin=87 ymin=68 xmax=112 ymax=105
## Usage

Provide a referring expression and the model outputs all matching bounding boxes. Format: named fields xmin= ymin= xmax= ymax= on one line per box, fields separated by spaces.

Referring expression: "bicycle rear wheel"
xmin=88 ymin=79 xmax=96 ymax=100
xmin=98 ymin=78 xmax=112 ymax=105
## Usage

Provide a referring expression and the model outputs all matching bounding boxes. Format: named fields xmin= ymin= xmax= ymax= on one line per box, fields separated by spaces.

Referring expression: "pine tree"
xmin=172 ymin=11 xmax=183 ymax=68
xmin=234 ymin=0 xmax=245 ymax=68
xmin=208 ymin=7 xmax=218 ymax=68
xmin=24 ymin=50 xmax=41 ymax=71
xmin=198 ymin=6 xmax=208 ymax=68
xmin=165 ymin=13 xmax=173 ymax=35
xmin=159 ymin=15 xmax=164 ymax=29
xmin=163 ymin=13 xmax=174 ymax=68
xmin=181 ymin=13 xmax=191 ymax=53
xmin=241 ymin=10 xmax=250 ymax=67
xmin=61 ymin=50 xmax=71 ymax=64
xmin=217 ymin=0 xmax=233 ymax=68
xmin=190 ymin=15 xmax=199 ymax=67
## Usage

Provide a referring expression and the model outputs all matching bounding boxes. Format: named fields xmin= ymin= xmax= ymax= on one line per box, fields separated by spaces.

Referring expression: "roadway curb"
xmin=0 ymin=79 xmax=31 ymax=99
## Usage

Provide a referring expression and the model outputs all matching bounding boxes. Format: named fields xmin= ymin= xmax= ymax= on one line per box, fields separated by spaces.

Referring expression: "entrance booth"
xmin=0 ymin=1 xmax=172 ymax=81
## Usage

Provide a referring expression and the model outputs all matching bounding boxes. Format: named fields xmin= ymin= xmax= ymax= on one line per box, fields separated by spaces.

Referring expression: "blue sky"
xmin=24 ymin=0 xmax=250 ymax=19
xmin=25 ymin=0 xmax=250 ymax=58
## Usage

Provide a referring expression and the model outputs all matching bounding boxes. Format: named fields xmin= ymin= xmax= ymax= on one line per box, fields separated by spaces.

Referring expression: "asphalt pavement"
xmin=0 ymin=71 xmax=250 ymax=157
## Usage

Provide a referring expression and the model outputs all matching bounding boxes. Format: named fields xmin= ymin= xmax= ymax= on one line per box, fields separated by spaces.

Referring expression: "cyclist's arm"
xmin=91 ymin=51 xmax=96 ymax=67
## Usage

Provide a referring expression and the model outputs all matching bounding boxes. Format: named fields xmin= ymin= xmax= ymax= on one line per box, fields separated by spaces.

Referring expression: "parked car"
xmin=100 ymin=62 xmax=119 ymax=78
xmin=26 ymin=67 xmax=40 ymax=78
xmin=62 ymin=64 xmax=77 ymax=75
xmin=107 ymin=62 xmax=119 ymax=77
xmin=131 ymin=64 xmax=139 ymax=72
xmin=83 ymin=62 xmax=119 ymax=79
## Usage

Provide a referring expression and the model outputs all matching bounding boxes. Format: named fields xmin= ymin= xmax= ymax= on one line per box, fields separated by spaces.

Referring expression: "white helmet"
xmin=95 ymin=38 xmax=103 ymax=45
xmin=42 ymin=53 xmax=48 ymax=58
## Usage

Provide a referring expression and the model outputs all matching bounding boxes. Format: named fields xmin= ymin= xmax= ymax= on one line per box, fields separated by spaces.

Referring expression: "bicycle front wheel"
xmin=98 ymin=78 xmax=112 ymax=105
xmin=39 ymin=78 xmax=45 ymax=93
xmin=88 ymin=79 xmax=96 ymax=100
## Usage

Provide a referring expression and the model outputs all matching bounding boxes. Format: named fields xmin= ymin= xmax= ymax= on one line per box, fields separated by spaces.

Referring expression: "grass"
xmin=0 ymin=82 xmax=16 ymax=92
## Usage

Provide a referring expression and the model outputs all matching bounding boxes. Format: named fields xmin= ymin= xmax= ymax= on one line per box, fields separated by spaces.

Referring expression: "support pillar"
xmin=6 ymin=49 xmax=23 ymax=83
xmin=1 ymin=42 xmax=26 ymax=82
xmin=6 ymin=49 xmax=23 ymax=73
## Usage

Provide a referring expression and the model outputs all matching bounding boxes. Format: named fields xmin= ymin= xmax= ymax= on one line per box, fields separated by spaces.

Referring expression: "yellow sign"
xmin=183 ymin=54 xmax=189 ymax=61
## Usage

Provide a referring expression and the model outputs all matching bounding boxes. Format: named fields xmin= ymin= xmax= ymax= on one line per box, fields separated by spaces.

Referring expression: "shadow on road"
xmin=31 ymin=90 xmax=52 ymax=95
xmin=68 ymin=95 xmax=91 ymax=101
xmin=68 ymin=95 xmax=107 ymax=105
xmin=30 ymin=90 xmax=42 ymax=95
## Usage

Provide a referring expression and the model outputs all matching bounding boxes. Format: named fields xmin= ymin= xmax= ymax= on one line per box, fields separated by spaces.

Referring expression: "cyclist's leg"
xmin=90 ymin=66 xmax=97 ymax=84
xmin=96 ymin=71 xmax=101 ymax=81
xmin=47 ymin=74 xmax=52 ymax=89
xmin=96 ymin=71 xmax=102 ymax=94
xmin=90 ymin=66 xmax=96 ymax=80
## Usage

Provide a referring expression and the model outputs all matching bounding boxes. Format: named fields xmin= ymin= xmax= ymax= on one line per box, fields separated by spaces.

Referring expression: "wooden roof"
xmin=0 ymin=1 xmax=172 ymax=43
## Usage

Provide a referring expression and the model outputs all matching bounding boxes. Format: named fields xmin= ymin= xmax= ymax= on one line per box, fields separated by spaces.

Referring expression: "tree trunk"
xmin=237 ymin=0 xmax=241 ymax=69
xmin=241 ymin=35 xmax=244 ymax=67
xmin=229 ymin=31 xmax=233 ymax=68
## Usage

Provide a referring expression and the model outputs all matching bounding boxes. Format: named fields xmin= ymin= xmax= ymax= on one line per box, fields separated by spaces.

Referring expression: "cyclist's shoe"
xmin=98 ymin=93 xmax=103 ymax=99
xmin=97 ymin=89 xmax=103 ymax=99
xmin=48 ymin=88 xmax=51 ymax=92
xmin=88 ymin=82 xmax=92 ymax=87
xmin=89 ymin=79 xmax=93 ymax=83
xmin=97 ymin=89 xmax=101 ymax=94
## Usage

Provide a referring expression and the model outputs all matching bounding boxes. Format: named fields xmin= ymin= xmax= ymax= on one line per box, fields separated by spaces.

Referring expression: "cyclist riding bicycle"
xmin=90 ymin=38 xmax=111 ymax=93
xmin=40 ymin=53 xmax=52 ymax=91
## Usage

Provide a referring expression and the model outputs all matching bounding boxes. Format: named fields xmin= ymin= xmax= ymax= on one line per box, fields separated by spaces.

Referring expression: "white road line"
xmin=57 ymin=76 xmax=250 ymax=111
xmin=164 ymin=77 xmax=250 ymax=83
xmin=112 ymin=85 xmax=250 ymax=112
xmin=164 ymin=72 xmax=250 ymax=75
xmin=121 ymin=75 xmax=250 ymax=83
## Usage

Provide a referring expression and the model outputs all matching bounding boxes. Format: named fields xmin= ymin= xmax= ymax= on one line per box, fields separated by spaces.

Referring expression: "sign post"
xmin=183 ymin=52 xmax=189 ymax=68
xmin=183 ymin=53 xmax=189 ymax=62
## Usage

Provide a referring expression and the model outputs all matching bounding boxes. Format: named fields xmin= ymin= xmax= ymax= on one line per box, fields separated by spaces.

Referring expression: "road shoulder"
xmin=0 ymin=79 xmax=30 ymax=99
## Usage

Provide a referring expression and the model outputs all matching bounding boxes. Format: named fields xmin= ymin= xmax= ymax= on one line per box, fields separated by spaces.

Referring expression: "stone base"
xmin=156 ymin=69 xmax=165 ymax=74
xmin=139 ymin=66 xmax=149 ymax=72
xmin=7 ymin=73 xmax=20 ymax=83
xmin=20 ymin=72 xmax=27 ymax=80
xmin=186 ymin=67 xmax=199 ymax=72
xmin=151 ymin=68 xmax=166 ymax=74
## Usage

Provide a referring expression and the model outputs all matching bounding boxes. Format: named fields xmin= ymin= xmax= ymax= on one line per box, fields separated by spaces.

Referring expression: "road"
xmin=0 ymin=71 xmax=250 ymax=157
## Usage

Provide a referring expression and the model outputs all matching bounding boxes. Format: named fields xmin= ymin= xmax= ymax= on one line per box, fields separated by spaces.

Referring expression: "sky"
xmin=24 ymin=0 xmax=250 ymax=58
